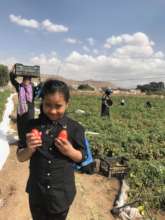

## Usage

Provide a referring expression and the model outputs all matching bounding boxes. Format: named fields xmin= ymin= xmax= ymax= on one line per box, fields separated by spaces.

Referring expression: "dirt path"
xmin=0 ymin=143 xmax=119 ymax=220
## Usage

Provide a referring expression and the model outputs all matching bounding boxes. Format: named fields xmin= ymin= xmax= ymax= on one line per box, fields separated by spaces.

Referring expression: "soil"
xmin=0 ymin=143 xmax=119 ymax=220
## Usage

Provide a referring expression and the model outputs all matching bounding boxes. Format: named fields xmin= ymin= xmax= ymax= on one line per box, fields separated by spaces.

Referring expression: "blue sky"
xmin=0 ymin=0 xmax=165 ymax=87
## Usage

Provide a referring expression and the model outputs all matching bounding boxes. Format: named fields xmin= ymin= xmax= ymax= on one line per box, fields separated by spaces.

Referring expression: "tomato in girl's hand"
xmin=31 ymin=129 xmax=42 ymax=138
xmin=58 ymin=130 xmax=68 ymax=141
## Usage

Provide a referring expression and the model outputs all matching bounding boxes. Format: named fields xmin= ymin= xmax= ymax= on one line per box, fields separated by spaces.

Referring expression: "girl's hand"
xmin=55 ymin=138 xmax=74 ymax=157
xmin=26 ymin=132 xmax=42 ymax=153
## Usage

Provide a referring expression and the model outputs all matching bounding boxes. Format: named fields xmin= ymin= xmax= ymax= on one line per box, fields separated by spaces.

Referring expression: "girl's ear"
xmin=66 ymin=102 xmax=69 ymax=109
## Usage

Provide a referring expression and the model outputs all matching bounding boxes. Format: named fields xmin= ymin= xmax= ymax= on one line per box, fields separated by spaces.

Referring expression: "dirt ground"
xmin=0 ymin=143 xmax=119 ymax=220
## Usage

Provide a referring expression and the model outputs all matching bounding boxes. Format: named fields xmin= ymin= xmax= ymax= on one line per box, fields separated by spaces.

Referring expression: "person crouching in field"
xmin=145 ymin=101 xmax=152 ymax=108
xmin=101 ymin=88 xmax=113 ymax=117
xmin=16 ymin=79 xmax=86 ymax=220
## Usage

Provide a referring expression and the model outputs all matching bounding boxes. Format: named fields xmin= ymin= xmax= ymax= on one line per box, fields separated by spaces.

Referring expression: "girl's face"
xmin=23 ymin=79 xmax=31 ymax=86
xmin=42 ymin=92 xmax=68 ymax=121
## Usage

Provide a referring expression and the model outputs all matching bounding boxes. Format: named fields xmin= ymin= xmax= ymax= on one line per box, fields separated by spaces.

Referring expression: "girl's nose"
xmin=49 ymin=108 xmax=57 ymax=114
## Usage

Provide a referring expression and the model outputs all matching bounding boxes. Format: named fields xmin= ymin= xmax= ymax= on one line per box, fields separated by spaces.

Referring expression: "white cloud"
xmin=104 ymin=32 xmax=155 ymax=59
xmin=154 ymin=51 xmax=164 ymax=58
xmin=31 ymin=53 xmax=61 ymax=65
xmin=29 ymin=34 xmax=165 ymax=88
xmin=113 ymin=45 xmax=154 ymax=58
xmin=9 ymin=14 xmax=39 ymax=29
xmin=104 ymin=32 xmax=154 ymax=48
xmin=9 ymin=14 xmax=69 ymax=33
xmin=87 ymin=37 xmax=95 ymax=46
xmin=41 ymin=19 xmax=68 ymax=32
xmin=65 ymin=38 xmax=81 ymax=44
xmin=3 ymin=32 xmax=165 ymax=88
xmin=31 ymin=53 xmax=62 ymax=74
xmin=66 ymin=51 xmax=95 ymax=64
xmin=63 ymin=50 xmax=165 ymax=87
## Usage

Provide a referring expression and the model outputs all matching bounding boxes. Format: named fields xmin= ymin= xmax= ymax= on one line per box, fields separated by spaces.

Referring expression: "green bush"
xmin=0 ymin=90 xmax=10 ymax=121
xmin=78 ymin=84 xmax=95 ymax=91
xmin=0 ymin=64 xmax=9 ymax=86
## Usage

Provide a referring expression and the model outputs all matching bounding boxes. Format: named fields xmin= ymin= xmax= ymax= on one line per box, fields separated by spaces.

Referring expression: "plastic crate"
xmin=99 ymin=157 xmax=129 ymax=179
xmin=14 ymin=63 xmax=40 ymax=78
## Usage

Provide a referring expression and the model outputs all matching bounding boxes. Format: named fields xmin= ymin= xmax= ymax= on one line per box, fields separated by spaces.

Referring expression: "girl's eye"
xmin=55 ymin=105 xmax=62 ymax=109
xmin=45 ymin=103 xmax=62 ymax=109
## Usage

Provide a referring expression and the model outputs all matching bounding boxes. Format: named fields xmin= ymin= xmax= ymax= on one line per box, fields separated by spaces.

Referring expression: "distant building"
xmin=130 ymin=89 xmax=141 ymax=94
xmin=112 ymin=88 xmax=142 ymax=95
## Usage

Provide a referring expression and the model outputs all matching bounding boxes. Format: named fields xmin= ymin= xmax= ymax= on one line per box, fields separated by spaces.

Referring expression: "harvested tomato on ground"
xmin=31 ymin=129 xmax=42 ymax=139
xmin=58 ymin=130 xmax=68 ymax=141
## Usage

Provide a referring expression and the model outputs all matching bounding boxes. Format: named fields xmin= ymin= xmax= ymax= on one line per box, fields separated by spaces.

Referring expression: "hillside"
xmin=40 ymin=74 xmax=116 ymax=89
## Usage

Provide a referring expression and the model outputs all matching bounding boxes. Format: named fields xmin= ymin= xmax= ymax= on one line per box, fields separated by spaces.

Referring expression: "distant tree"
xmin=0 ymin=64 xmax=9 ymax=86
xmin=78 ymin=84 xmax=95 ymax=91
xmin=137 ymin=81 xmax=165 ymax=93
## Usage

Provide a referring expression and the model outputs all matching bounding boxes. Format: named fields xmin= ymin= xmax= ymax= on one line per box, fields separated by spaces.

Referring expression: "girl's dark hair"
xmin=23 ymin=76 xmax=31 ymax=81
xmin=41 ymin=79 xmax=70 ymax=102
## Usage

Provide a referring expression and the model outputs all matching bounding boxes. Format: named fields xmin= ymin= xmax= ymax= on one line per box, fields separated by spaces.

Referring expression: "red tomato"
xmin=58 ymin=130 xmax=68 ymax=140
xmin=31 ymin=129 xmax=42 ymax=138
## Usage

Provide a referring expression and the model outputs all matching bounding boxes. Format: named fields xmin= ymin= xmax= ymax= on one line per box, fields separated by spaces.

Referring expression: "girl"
xmin=17 ymin=79 xmax=85 ymax=220
xmin=10 ymin=65 xmax=40 ymax=140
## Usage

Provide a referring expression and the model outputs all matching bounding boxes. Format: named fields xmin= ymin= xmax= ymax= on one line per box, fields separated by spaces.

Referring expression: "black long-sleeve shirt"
xmin=18 ymin=113 xmax=86 ymax=213
xmin=101 ymin=95 xmax=113 ymax=116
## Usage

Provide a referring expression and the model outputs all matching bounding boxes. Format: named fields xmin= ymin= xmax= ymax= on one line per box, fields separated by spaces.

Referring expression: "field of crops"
xmin=68 ymin=94 xmax=165 ymax=213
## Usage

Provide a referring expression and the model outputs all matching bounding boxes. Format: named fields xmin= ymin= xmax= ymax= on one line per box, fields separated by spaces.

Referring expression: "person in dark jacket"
xmin=10 ymin=68 xmax=40 ymax=140
xmin=17 ymin=79 xmax=86 ymax=220
xmin=120 ymin=98 xmax=125 ymax=106
xmin=101 ymin=88 xmax=113 ymax=117
xmin=145 ymin=101 xmax=152 ymax=108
